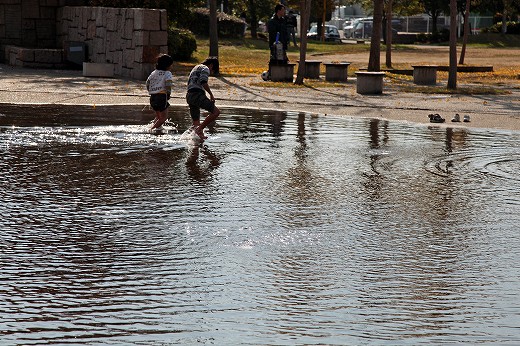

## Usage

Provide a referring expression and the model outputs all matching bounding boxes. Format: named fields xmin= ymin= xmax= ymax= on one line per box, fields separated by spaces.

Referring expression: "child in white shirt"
xmin=146 ymin=54 xmax=174 ymax=131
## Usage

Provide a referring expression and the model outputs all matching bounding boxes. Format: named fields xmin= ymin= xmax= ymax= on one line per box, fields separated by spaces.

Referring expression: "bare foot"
xmin=194 ymin=127 xmax=208 ymax=141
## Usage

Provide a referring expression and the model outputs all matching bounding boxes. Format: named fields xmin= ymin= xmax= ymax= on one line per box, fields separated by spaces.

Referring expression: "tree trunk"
xmin=447 ymin=0 xmax=457 ymax=90
xmin=249 ymin=0 xmax=258 ymax=39
xmin=368 ymin=0 xmax=384 ymax=71
xmin=459 ymin=0 xmax=470 ymax=65
xmin=209 ymin=0 xmax=219 ymax=71
xmin=431 ymin=11 xmax=439 ymax=34
xmin=295 ymin=0 xmax=311 ymax=85
xmin=321 ymin=0 xmax=326 ymax=41
xmin=385 ymin=0 xmax=393 ymax=68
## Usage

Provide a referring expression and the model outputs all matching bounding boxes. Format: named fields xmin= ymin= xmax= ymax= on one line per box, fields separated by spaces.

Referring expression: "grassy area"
xmin=384 ymin=66 xmax=520 ymax=91
xmin=175 ymin=36 xmax=370 ymax=75
xmin=173 ymin=35 xmax=520 ymax=94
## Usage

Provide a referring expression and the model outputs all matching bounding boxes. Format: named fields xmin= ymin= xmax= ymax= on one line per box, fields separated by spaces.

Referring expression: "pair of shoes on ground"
xmin=428 ymin=113 xmax=445 ymax=123
xmin=452 ymin=113 xmax=471 ymax=122
xmin=429 ymin=113 xmax=471 ymax=123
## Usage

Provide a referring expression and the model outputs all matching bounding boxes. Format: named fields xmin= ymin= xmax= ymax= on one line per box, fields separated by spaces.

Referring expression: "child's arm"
xmin=165 ymin=78 xmax=172 ymax=98
xmin=203 ymin=83 xmax=214 ymax=102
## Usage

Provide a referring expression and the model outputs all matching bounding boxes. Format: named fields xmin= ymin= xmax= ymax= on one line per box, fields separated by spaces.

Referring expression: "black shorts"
xmin=186 ymin=89 xmax=215 ymax=121
xmin=149 ymin=93 xmax=170 ymax=112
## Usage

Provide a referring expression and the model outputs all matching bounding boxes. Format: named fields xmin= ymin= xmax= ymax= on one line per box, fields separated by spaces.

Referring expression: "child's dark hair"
xmin=156 ymin=54 xmax=174 ymax=71
xmin=202 ymin=57 xmax=219 ymax=74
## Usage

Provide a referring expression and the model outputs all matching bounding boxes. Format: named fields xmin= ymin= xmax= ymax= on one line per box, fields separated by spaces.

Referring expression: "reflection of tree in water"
xmin=270 ymin=112 xmax=286 ymax=139
xmin=357 ymin=122 xmax=484 ymax=333
xmin=429 ymin=126 xmax=468 ymax=216
xmin=278 ymin=113 xmax=332 ymax=227
xmin=363 ymin=118 xmax=390 ymax=201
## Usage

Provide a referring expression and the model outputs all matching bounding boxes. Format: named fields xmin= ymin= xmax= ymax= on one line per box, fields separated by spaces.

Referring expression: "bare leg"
xmin=191 ymin=119 xmax=201 ymax=128
xmin=151 ymin=109 xmax=168 ymax=129
xmin=194 ymin=107 xmax=220 ymax=140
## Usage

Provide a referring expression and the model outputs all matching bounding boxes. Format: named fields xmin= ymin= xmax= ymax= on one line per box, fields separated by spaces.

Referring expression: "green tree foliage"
xmin=476 ymin=0 xmax=520 ymax=17
xmin=351 ymin=0 xmax=425 ymax=17
xmin=309 ymin=0 xmax=336 ymax=23
xmin=387 ymin=0 xmax=424 ymax=16
xmin=168 ymin=27 xmax=197 ymax=60
xmin=482 ymin=21 xmax=520 ymax=33
xmin=177 ymin=8 xmax=247 ymax=38
xmin=233 ymin=0 xmax=278 ymax=22
xmin=421 ymin=0 xmax=449 ymax=33
xmin=228 ymin=0 xmax=278 ymax=38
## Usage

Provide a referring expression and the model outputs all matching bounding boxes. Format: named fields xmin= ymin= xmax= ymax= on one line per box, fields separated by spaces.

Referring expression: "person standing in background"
xmin=267 ymin=4 xmax=288 ymax=79
xmin=286 ymin=10 xmax=297 ymax=47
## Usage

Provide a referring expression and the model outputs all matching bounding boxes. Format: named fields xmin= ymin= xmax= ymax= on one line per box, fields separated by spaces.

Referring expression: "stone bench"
xmin=412 ymin=65 xmax=438 ymax=85
xmin=297 ymin=60 xmax=321 ymax=79
xmin=324 ymin=62 xmax=351 ymax=82
xmin=355 ymin=71 xmax=385 ymax=94
xmin=271 ymin=63 xmax=296 ymax=82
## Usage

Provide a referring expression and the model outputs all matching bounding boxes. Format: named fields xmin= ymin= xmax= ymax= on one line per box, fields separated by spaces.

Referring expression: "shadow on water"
xmin=1 ymin=105 xmax=519 ymax=345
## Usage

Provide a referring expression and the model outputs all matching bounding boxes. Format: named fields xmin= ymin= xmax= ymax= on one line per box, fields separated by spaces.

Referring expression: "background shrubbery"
xmin=168 ymin=27 xmax=197 ymax=60
xmin=482 ymin=22 xmax=520 ymax=34
xmin=415 ymin=28 xmax=450 ymax=43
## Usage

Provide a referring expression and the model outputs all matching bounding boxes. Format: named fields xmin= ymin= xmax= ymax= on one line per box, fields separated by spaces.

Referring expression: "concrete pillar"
xmin=355 ymin=71 xmax=385 ymax=94
xmin=412 ymin=65 xmax=438 ymax=85
xmin=325 ymin=62 xmax=350 ymax=82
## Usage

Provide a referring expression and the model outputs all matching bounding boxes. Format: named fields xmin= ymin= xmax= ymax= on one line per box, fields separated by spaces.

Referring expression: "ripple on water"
xmin=1 ymin=109 xmax=519 ymax=344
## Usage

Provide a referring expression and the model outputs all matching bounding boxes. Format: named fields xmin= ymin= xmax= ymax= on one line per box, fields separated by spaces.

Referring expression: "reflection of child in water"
xmin=146 ymin=54 xmax=174 ymax=131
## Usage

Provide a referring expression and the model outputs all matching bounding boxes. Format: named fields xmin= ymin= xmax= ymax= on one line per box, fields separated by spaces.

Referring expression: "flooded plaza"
xmin=1 ymin=107 xmax=519 ymax=345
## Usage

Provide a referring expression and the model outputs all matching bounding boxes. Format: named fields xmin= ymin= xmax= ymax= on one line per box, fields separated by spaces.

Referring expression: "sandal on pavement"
xmin=428 ymin=113 xmax=445 ymax=123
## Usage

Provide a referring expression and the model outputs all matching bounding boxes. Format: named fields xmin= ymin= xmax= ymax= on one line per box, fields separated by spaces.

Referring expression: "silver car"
xmin=344 ymin=18 xmax=372 ymax=38
xmin=307 ymin=24 xmax=341 ymax=42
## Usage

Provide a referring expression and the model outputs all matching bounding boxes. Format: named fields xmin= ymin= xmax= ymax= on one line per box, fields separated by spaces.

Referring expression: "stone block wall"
xmin=0 ymin=0 xmax=62 ymax=49
xmin=3 ymin=45 xmax=65 ymax=68
xmin=57 ymin=7 xmax=168 ymax=80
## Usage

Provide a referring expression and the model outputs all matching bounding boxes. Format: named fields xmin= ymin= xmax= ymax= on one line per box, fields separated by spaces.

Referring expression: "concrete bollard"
xmin=270 ymin=63 xmax=295 ymax=82
xmin=412 ymin=65 xmax=438 ymax=85
xmin=355 ymin=71 xmax=385 ymax=94
xmin=297 ymin=60 xmax=322 ymax=79
xmin=324 ymin=62 xmax=350 ymax=82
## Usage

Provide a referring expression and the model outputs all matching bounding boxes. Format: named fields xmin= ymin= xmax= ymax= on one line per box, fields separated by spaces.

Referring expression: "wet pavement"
xmin=1 ymin=63 xmax=519 ymax=131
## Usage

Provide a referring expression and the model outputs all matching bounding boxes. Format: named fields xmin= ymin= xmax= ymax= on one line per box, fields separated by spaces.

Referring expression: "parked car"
xmin=353 ymin=19 xmax=373 ymax=38
xmin=353 ymin=19 xmax=402 ymax=39
xmin=307 ymin=24 xmax=341 ymax=42
xmin=342 ymin=20 xmax=355 ymax=38
xmin=343 ymin=18 xmax=372 ymax=38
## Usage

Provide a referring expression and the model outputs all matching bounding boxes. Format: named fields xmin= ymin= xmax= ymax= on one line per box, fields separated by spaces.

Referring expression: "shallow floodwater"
xmin=1 ymin=108 xmax=519 ymax=345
